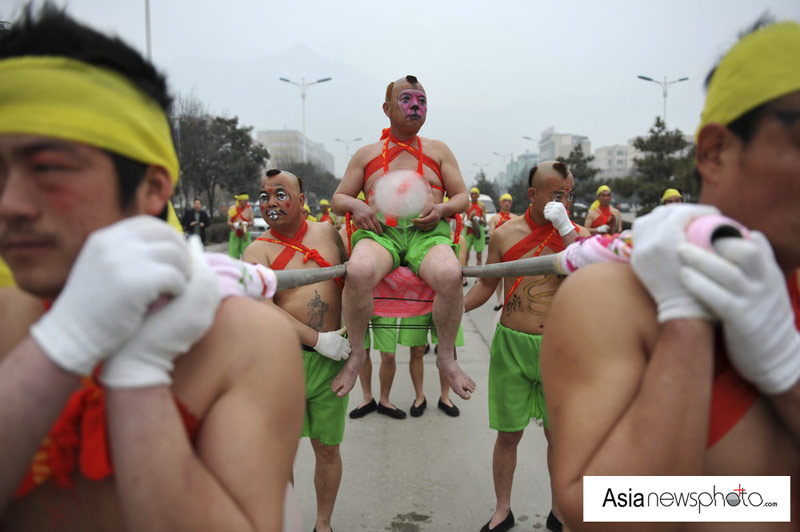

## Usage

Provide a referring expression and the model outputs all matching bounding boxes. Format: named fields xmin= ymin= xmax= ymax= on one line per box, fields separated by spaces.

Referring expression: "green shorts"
xmin=301 ymin=349 xmax=349 ymax=445
xmin=363 ymin=316 xmax=398 ymax=352
xmin=488 ymin=323 xmax=549 ymax=432
xmin=463 ymin=223 xmax=486 ymax=253
xmin=228 ymin=231 xmax=251 ymax=258
xmin=397 ymin=313 xmax=465 ymax=347
xmin=350 ymin=219 xmax=455 ymax=275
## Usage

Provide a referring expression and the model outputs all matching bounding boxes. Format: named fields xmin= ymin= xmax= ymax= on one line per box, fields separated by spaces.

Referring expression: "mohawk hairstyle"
xmin=385 ymin=74 xmax=421 ymax=102
xmin=528 ymin=162 xmax=570 ymax=187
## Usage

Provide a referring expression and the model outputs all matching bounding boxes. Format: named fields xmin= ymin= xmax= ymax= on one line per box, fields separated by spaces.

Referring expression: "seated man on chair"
xmin=331 ymin=75 xmax=474 ymax=402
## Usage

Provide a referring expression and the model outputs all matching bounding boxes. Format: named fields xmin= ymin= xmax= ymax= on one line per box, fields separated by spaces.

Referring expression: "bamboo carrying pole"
xmin=273 ymin=253 xmax=567 ymax=291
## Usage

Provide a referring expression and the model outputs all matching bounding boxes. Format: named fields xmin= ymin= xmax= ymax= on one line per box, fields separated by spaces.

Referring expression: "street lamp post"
xmin=279 ymin=76 xmax=333 ymax=163
xmin=144 ymin=0 xmax=152 ymax=61
xmin=335 ymin=137 xmax=362 ymax=160
xmin=637 ymin=75 xmax=688 ymax=125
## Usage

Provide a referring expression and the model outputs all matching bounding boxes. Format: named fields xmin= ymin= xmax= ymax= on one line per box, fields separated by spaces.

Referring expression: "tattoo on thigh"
xmin=307 ymin=290 xmax=329 ymax=331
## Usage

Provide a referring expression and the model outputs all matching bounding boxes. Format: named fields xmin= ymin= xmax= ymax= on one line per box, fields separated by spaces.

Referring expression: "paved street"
xmin=292 ymin=288 xmax=554 ymax=532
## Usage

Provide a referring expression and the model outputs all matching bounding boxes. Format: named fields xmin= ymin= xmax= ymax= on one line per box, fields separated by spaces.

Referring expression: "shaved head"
xmin=264 ymin=168 xmax=303 ymax=193
xmin=529 ymin=161 xmax=570 ymax=188
xmin=385 ymin=75 xmax=424 ymax=102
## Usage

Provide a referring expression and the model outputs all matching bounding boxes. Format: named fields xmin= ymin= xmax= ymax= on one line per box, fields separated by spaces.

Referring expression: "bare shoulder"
xmin=352 ymin=141 xmax=382 ymax=163
xmin=419 ymin=136 xmax=453 ymax=156
xmin=173 ymin=297 xmax=301 ymax=412
xmin=242 ymin=238 xmax=272 ymax=266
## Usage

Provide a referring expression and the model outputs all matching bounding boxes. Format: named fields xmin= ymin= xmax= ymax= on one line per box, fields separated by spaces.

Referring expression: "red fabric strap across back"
xmin=257 ymin=220 xmax=344 ymax=290
xmin=231 ymin=205 xmax=247 ymax=223
xmin=362 ymin=129 xmax=444 ymax=192
xmin=500 ymin=208 xmax=576 ymax=308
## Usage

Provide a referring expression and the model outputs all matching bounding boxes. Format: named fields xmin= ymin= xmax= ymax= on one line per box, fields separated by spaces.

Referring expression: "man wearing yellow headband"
xmin=227 ymin=192 xmax=254 ymax=258
xmin=460 ymin=186 xmax=488 ymax=270
xmin=661 ymin=187 xmax=683 ymax=205
xmin=318 ymin=198 xmax=340 ymax=228
xmin=543 ymin=20 xmax=800 ymax=530
xmin=584 ymin=184 xmax=621 ymax=235
xmin=0 ymin=8 xmax=302 ymax=530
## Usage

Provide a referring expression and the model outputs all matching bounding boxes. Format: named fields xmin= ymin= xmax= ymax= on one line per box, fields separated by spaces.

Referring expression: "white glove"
xmin=678 ymin=232 xmax=800 ymax=394
xmin=101 ymin=237 xmax=223 ymax=388
xmin=233 ymin=221 xmax=241 ymax=229
xmin=630 ymin=204 xmax=719 ymax=323
xmin=313 ymin=327 xmax=351 ymax=361
xmin=30 ymin=217 xmax=189 ymax=375
xmin=596 ymin=224 xmax=610 ymax=234
xmin=204 ymin=253 xmax=277 ymax=300
xmin=543 ymin=201 xmax=574 ymax=236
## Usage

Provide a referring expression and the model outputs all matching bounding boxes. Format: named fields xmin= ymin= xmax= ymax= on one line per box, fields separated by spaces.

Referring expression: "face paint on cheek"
xmin=398 ymin=90 xmax=427 ymax=119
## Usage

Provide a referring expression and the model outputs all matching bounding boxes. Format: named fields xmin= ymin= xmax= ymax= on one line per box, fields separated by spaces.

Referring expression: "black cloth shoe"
xmin=546 ymin=510 xmax=562 ymax=532
xmin=493 ymin=304 xmax=503 ymax=311
xmin=348 ymin=399 xmax=377 ymax=419
xmin=437 ymin=399 xmax=460 ymax=417
xmin=377 ymin=403 xmax=407 ymax=419
xmin=480 ymin=510 xmax=514 ymax=532
xmin=424 ymin=343 xmax=431 ymax=354
xmin=409 ymin=397 xmax=427 ymax=417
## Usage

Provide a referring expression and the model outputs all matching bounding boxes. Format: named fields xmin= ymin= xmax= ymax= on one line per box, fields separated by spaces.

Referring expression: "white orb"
xmin=370 ymin=170 xmax=433 ymax=222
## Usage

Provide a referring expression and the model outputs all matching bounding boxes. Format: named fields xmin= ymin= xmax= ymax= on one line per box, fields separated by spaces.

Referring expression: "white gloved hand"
xmin=630 ymin=204 xmax=720 ymax=323
xmin=233 ymin=221 xmax=241 ymax=229
xmin=596 ymin=224 xmax=610 ymax=234
xmin=313 ymin=327 xmax=351 ymax=361
xmin=204 ymin=253 xmax=277 ymax=300
xmin=543 ymin=201 xmax=574 ymax=236
xmin=678 ymin=232 xmax=800 ymax=394
xmin=101 ymin=236 xmax=222 ymax=388
xmin=30 ymin=217 xmax=189 ymax=375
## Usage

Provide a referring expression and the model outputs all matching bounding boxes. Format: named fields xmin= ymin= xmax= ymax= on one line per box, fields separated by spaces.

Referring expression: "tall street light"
xmin=144 ymin=0 xmax=152 ymax=61
xmin=280 ymin=76 xmax=332 ymax=163
xmin=335 ymin=137 xmax=362 ymax=160
xmin=637 ymin=75 xmax=688 ymax=125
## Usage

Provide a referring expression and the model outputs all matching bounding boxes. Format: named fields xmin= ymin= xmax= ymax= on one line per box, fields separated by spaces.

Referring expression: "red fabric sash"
xmin=591 ymin=206 xmax=614 ymax=228
xmin=257 ymin=221 xmax=344 ymax=290
xmin=363 ymin=129 xmax=444 ymax=191
xmin=319 ymin=213 xmax=334 ymax=225
xmin=15 ymin=377 xmax=198 ymax=499
xmin=500 ymin=208 xmax=576 ymax=308
xmin=465 ymin=202 xmax=485 ymax=236
xmin=497 ymin=212 xmax=512 ymax=228
xmin=231 ymin=205 xmax=248 ymax=223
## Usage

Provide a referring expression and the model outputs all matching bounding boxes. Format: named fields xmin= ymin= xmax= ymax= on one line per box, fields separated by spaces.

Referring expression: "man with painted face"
xmin=542 ymin=19 xmax=800 ymax=531
xmin=0 ymin=7 xmax=303 ymax=531
xmin=227 ymin=192 xmax=254 ymax=258
xmin=243 ymin=169 xmax=350 ymax=532
xmin=464 ymin=162 xmax=589 ymax=532
xmin=584 ymin=184 xmax=621 ymax=235
xmin=331 ymin=75 xmax=474 ymax=403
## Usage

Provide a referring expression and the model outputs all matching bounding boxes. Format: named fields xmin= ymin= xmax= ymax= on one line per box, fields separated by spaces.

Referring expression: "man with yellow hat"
xmin=584 ymin=184 xmax=621 ymax=235
xmin=460 ymin=187 xmax=488 ymax=268
xmin=318 ymin=198 xmax=340 ymax=228
xmin=542 ymin=20 xmax=800 ymax=530
xmin=661 ymin=187 xmax=683 ymax=205
xmin=227 ymin=192 xmax=254 ymax=258
xmin=0 ymin=7 xmax=303 ymax=529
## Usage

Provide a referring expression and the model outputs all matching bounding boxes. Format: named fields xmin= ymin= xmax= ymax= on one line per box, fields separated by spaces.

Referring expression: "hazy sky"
xmin=2 ymin=0 xmax=799 ymax=185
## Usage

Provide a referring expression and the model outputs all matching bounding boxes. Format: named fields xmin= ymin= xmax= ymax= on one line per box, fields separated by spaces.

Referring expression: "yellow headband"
xmin=235 ymin=194 xmax=250 ymax=201
xmin=499 ymin=193 xmax=512 ymax=202
xmin=596 ymin=185 xmax=610 ymax=196
xmin=0 ymin=57 xmax=179 ymax=183
xmin=470 ymin=187 xmax=480 ymax=194
xmin=698 ymin=22 xmax=800 ymax=139
xmin=0 ymin=56 xmax=183 ymax=232
xmin=662 ymin=188 xmax=682 ymax=202
xmin=320 ymin=199 xmax=330 ymax=207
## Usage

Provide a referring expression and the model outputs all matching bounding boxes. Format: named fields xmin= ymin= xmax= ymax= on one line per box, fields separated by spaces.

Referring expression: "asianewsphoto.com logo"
xmin=584 ymin=476 xmax=790 ymax=523
xmin=601 ymin=483 xmax=778 ymax=514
